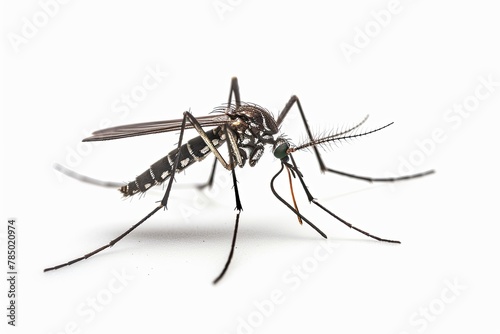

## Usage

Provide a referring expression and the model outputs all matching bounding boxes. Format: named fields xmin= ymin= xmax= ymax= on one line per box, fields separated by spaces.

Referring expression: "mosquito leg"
xmin=277 ymin=95 xmax=326 ymax=170
xmin=213 ymin=211 xmax=240 ymax=284
xmin=45 ymin=116 xmax=192 ymax=271
xmin=158 ymin=111 xmax=190 ymax=207
xmin=198 ymin=77 xmax=243 ymax=191
xmin=53 ymin=163 xmax=125 ymax=188
xmin=45 ymin=111 xmax=213 ymax=271
xmin=286 ymin=155 xmax=400 ymax=243
xmin=193 ymin=158 xmax=218 ymax=190
xmin=227 ymin=77 xmax=241 ymax=108
xmin=190 ymin=77 xmax=244 ymax=177
xmin=45 ymin=112 xmax=234 ymax=273
xmin=183 ymin=112 xmax=236 ymax=170
xmin=197 ymin=77 xmax=245 ymax=190
xmin=270 ymin=163 xmax=327 ymax=239
xmin=171 ymin=157 xmax=218 ymax=190
xmin=44 ymin=206 xmax=162 ymax=272
xmin=277 ymin=95 xmax=434 ymax=182
xmin=324 ymin=168 xmax=434 ymax=182
xmin=213 ymin=140 xmax=243 ymax=284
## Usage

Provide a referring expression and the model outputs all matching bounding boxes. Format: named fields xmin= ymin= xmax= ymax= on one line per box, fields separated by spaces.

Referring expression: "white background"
xmin=2 ymin=1 xmax=499 ymax=333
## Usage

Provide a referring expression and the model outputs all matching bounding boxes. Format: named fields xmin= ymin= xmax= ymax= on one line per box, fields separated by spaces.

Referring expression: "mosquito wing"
xmin=83 ymin=114 xmax=230 ymax=142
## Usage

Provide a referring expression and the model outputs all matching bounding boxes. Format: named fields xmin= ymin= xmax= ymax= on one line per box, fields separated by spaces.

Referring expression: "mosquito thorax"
xmin=222 ymin=103 xmax=282 ymax=167
xmin=229 ymin=104 xmax=279 ymax=135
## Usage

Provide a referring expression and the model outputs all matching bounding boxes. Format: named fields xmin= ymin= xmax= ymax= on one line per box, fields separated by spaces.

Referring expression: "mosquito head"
xmin=272 ymin=136 xmax=292 ymax=161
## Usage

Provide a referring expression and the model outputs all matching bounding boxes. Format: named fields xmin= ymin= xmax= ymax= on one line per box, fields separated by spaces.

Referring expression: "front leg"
xmin=277 ymin=95 xmax=434 ymax=182
xmin=287 ymin=155 xmax=400 ymax=243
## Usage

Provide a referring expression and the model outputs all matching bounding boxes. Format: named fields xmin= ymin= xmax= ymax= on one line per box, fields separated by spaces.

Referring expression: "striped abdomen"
xmin=120 ymin=127 xmax=224 ymax=196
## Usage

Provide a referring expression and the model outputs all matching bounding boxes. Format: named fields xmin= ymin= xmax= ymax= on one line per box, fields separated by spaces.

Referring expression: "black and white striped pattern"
xmin=120 ymin=127 xmax=225 ymax=196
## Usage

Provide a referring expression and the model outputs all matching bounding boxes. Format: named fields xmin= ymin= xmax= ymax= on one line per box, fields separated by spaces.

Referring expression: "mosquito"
xmin=45 ymin=77 xmax=434 ymax=283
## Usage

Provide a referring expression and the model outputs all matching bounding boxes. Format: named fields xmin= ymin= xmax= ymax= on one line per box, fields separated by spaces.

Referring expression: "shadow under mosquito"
xmin=106 ymin=221 xmax=319 ymax=244
xmin=43 ymin=221 xmax=400 ymax=274
xmin=92 ymin=217 xmax=400 ymax=246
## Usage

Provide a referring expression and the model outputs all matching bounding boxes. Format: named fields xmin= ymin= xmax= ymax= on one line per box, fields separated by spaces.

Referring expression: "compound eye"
xmin=273 ymin=142 xmax=289 ymax=159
